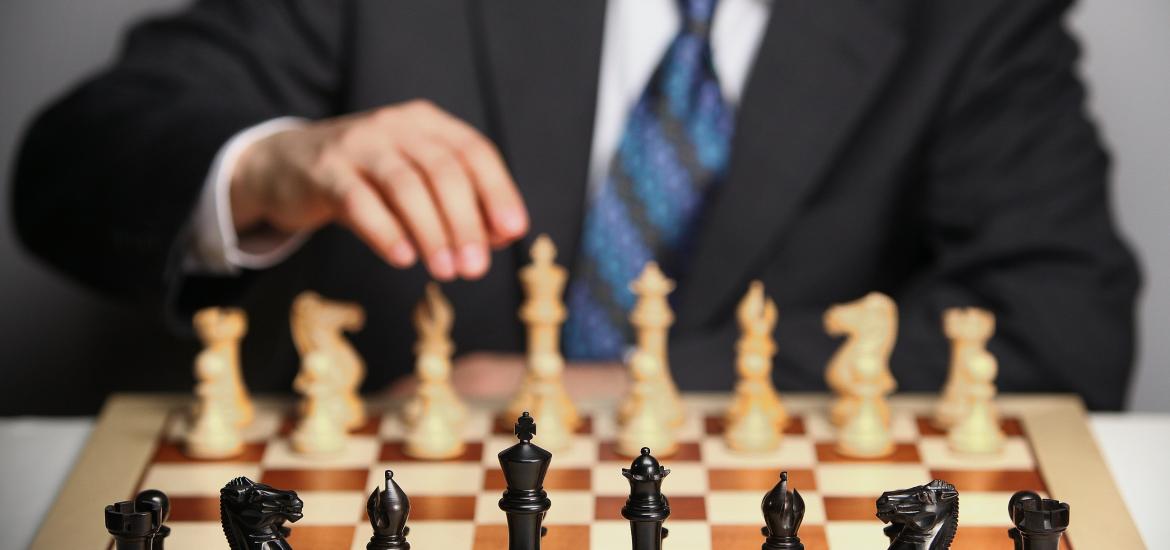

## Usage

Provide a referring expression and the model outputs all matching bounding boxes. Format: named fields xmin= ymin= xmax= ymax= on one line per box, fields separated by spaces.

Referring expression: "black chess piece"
xmin=105 ymin=496 xmax=163 ymax=550
xmin=875 ymin=479 xmax=959 ymax=550
xmin=497 ymin=412 xmax=553 ymax=550
xmin=219 ymin=476 xmax=304 ymax=550
xmin=761 ymin=471 xmax=804 ymax=550
xmin=622 ymin=447 xmax=671 ymax=550
xmin=1008 ymin=490 xmax=1069 ymax=550
xmin=367 ymin=469 xmax=411 ymax=550
xmin=135 ymin=489 xmax=171 ymax=550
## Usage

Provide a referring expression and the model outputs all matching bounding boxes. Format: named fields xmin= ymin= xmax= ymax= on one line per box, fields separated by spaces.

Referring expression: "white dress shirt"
xmin=186 ymin=0 xmax=771 ymax=274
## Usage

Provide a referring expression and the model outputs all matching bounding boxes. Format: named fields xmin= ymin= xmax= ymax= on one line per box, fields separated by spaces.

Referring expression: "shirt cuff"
xmin=185 ymin=117 xmax=309 ymax=275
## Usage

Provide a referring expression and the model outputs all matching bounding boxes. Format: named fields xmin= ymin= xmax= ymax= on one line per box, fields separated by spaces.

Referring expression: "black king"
xmin=497 ymin=412 xmax=552 ymax=550
xmin=622 ymin=447 xmax=671 ymax=550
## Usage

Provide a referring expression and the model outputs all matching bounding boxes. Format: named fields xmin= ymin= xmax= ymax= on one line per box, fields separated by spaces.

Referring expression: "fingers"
xmin=411 ymin=105 xmax=530 ymax=243
xmin=364 ymin=155 xmax=458 ymax=281
xmin=395 ymin=138 xmax=490 ymax=279
xmin=327 ymin=165 xmax=417 ymax=268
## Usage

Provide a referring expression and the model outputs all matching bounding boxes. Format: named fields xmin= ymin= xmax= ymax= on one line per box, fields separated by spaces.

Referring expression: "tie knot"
xmin=679 ymin=0 xmax=718 ymax=33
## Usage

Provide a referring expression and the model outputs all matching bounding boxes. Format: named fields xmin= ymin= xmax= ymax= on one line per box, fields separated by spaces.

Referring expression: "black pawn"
xmin=761 ymin=471 xmax=804 ymax=550
xmin=622 ymin=447 xmax=671 ymax=550
xmin=498 ymin=412 xmax=552 ymax=550
xmin=367 ymin=470 xmax=411 ymax=549
xmin=1008 ymin=490 xmax=1069 ymax=550
xmin=105 ymin=497 xmax=162 ymax=550
xmin=135 ymin=490 xmax=170 ymax=550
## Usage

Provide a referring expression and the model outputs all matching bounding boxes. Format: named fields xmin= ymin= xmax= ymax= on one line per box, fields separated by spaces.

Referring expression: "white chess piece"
xmin=617 ymin=351 xmax=678 ymax=457
xmin=934 ymin=308 xmax=996 ymax=430
xmin=404 ymin=390 xmax=466 ymax=460
xmin=185 ymin=353 xmax=244 ymax=459
xmin=291 ymin=292 xmax=367 ymax=431
xmin=191 ymin=307 xmax=253 ymax=428
xmin=836 ymin=381 xmax=894 ymax=458
xmin=725 ymin=281 xmax=787 ymax=451
xmin=291 ymin=355 xmax=348 ymax=455
xmin=948 ymin=353 xmax=1005 ymax=454
xmin=824 ymin=293 xmax=897 ymax=428
xmin=726 ymin=397 xmax=782 ymax=452
xmin=621 ymin=263 xmax=684 ymax=428
xmin=402 ymin=284 xmax=467 ymax=429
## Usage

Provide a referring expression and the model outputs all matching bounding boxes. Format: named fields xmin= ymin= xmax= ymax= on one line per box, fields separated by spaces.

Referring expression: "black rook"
xmin=498 ymin=412 xmax=552 ymax=550
xmin=622 ymin=447 xmax=671 ymax=550
xmin=1008 ymin=491 xmax=1070 ymax=550
xmin=105 ymin=497 xmax=163 ymax=550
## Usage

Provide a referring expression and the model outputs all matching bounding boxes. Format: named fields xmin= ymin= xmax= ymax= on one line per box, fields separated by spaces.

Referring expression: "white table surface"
xmin=0 ymin=415 xmax=1165 ymax=550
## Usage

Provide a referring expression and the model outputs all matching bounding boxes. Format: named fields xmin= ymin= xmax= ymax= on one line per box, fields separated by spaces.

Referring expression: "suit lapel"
xmin=472 ymin=0 xmax=607 ymax=264
xmin=676 ymin=0 xmax=905 ymax=327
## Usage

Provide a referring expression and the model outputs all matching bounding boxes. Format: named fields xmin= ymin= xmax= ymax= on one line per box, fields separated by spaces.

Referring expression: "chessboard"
xmin=30 ymin=392 xmax=1141 ymax=549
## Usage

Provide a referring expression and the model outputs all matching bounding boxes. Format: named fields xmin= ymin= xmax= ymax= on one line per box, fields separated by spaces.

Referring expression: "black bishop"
xmin=366 ymin=470 xmax=410 ymax=550
xmin=761 ymin=471 xmax=805 ymax=550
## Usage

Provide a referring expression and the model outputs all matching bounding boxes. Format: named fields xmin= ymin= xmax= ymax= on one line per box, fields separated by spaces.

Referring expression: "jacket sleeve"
xmin=12 ymin=0 xmax=345 ymax=307
xmin=890 ymin=0 xmax=1140 ymax=409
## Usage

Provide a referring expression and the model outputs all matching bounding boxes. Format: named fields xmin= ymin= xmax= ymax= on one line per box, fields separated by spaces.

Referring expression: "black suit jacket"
xmin=13 ymin=0 xmax=1140 ymax=409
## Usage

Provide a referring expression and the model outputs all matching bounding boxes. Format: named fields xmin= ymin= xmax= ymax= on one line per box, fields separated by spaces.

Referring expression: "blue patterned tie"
xmin=563 ymin=0 xmax=735 ymax=360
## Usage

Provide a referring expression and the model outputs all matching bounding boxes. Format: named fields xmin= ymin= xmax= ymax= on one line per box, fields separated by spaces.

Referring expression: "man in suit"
xmin=13 ymin=0 xmax=1139 ymax=409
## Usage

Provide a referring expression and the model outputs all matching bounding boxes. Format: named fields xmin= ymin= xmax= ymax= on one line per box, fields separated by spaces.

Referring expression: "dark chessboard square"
xmin=379 ymin=441 xmax=484 ymax=462
xmin=473 ymin=524 xmax=589 ymax=550
xmin=151 ymin=441 xmax=267 ymax=463
xmin=284 ymin=525 xmax=356 ymax=550
xmin=405 ymin=495 xmax=477 ymax=521
xmin=710 ymin=524 xmax=827 ymax=550
xmin=484 ymin=467 xmax=591 ymax=491
xmin=915 ymin=416 xmax=1025 ymax=437
xmin=823 ymin=496 xmax=882 ymax=521
xmin=708 ymin=468 xmax=816 ymax=491
xmin=260 ymin=468 xmax=369 ymax=491
xmin=930 ymin=469 xmax=1047 ymax=493
xmin=279 ymin=413 xmax=382 ymax=437
xmin=493 ymin=415 xmax=594 ymax=435
xmin=814 ymin=442 xmax=920 ymax=463
xmin=704 ymin=415 xmax=806 ymax=436
xmin=597 ymin=441 xmax=701 ymax=462
xmin=166 ymin=496 xmax=221 ymax=522
xmin=594 ymin=495 xmax=706 ymax=521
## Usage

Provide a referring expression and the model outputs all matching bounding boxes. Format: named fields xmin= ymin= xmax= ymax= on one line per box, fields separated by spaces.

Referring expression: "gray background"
xmin=1 ymin=0 xmax=1167 ymax=411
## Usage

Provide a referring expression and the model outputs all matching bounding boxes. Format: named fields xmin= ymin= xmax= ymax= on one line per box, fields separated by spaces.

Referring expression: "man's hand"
xmin=230 ymin=100 xmax=529 ymax=280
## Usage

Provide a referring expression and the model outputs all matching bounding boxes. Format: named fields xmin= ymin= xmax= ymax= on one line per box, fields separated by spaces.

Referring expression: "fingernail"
xmin=429 ymin=248 xmax=456 ymax=280
xmin=458 ymin=244 xmax=489 ymax=278
xmin=498 ymin=209 xmax=528 ymax=236
xmin=389 ymin=242 xmax=416 ymax=266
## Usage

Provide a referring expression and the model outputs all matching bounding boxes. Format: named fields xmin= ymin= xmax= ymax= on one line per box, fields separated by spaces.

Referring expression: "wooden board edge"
xmin=1017 ymin=396 xmax=1147 ymax=549
xmin=29 ymin=393 xmax=181 ymax=550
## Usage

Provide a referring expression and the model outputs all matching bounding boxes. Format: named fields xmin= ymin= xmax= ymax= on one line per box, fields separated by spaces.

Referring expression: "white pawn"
xmin=836 ymin=377 xmax=894 ymax=458
xmin=948 ymin=354 xmax=1005 ymax=454
xmin=291 ymin=356 xmax=348 ymax=455
xmin=404 ymin=392 xmax=466 ymax=460
xmin=726 ymin=397 xmax=782 ymax=452
xmin=185 ymin=354 xmax=244 ymax=459
xmin=617 ymin=352 xmax=678 ymax=458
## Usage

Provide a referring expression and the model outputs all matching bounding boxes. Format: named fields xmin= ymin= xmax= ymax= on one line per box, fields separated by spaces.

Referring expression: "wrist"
xmin=229 ymin=139 xmax=269 ymax=234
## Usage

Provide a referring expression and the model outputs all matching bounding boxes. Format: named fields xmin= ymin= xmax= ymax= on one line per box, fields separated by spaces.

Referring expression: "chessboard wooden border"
xmin=29 ymin=392 xmax=1145 ymax=549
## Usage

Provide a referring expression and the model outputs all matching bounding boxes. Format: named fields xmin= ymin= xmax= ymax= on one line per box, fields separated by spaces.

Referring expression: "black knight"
xmin=876 ymin=479 xmax=960 ymax=550
xmin=219 ymin=477 xmax=304 ymax=550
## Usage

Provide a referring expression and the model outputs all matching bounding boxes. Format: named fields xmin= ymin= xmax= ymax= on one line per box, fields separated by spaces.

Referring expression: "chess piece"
xmin=291 ymin=291 xmax=367 ymax=431
xmin=945 ymin=311 xmax=1005 ymax=453
xmin=291 ymin=354 xmax=348 ymax=455
xmin=761 ymin=471 xmax=804 ymax=550
xmin=185 ymin=349 xmax=245 ymax=459
xmin=136 ymin=490 xmax=171 ymax=550
xmin=836 ymin=358 xmax=895 ymax=458
xmin=876 ymin=480 xmax=959 ymax=550
xmin=623 ymin=447 xmax=671 ymax=550
xmin=403 ymin=283 xmax=467 ymax=459
xmin=504 ymin=235 xmax=580 ymax=447
xmin=105 ymin=494 xmax=164 ymax=550
xmin=219 ymin=477 xmax=303 ymax=550
xmin=725 ymin=281 xmax=787 ymax=452
xmin=824 ymin=292 xmax=897 ymax=427
xmin=192 ymin=307 xmax=253 ymax=427
xmin=498 ymin=412 xmax=552 ymax=550
xmin=620 ymin=263 xmax=684 ymax=427
xmin=1008 ymin=490 xmax=1069 ymax=550
xmin=617 ymin=351 xmax=679 ymax=458
xmin=934 ymin=307 xmax=996 ymax=429
xmin=367 ymin=470 xmax=411 ymax=550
